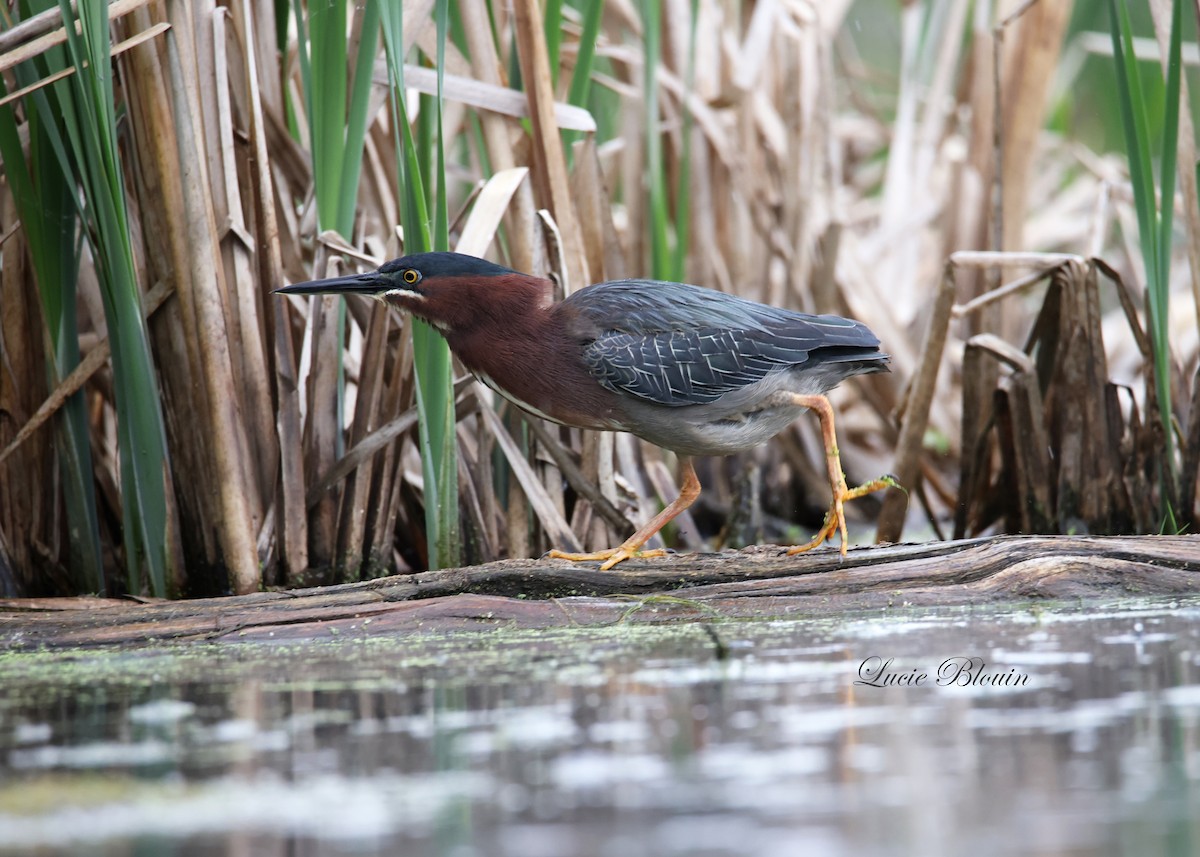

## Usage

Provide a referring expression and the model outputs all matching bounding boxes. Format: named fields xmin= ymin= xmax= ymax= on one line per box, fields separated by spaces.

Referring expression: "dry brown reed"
xmin=0 ymin=0 xmax=1196 ymax=597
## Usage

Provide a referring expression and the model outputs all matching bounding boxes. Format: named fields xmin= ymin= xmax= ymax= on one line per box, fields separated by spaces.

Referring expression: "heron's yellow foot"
xmin=549 ymin=455 xmax=700 ymax=571
xmin=787 ymin=475 xmax=899 ymax=557
xmin=547 ymin=546 xmax=669 ymax=570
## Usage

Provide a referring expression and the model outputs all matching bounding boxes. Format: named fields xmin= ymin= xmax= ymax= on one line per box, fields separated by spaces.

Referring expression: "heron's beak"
xmin=274 ymin=271 xmax=385 ymax=296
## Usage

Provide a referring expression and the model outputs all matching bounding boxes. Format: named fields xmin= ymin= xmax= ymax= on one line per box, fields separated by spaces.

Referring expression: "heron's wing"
xmin=584 ymin=328 xmax=808 ymax=405
xmin=571 ymin=281 xmax=882 ymax=407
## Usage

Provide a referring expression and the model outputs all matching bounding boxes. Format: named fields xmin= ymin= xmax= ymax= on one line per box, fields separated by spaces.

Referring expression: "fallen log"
xmin=1 ymin=535 xmax=1197 ymax=649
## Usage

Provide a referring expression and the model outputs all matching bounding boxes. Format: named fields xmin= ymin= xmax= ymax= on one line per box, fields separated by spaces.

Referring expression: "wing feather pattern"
xmin=570 ymin=280 xmax=885 ymax=407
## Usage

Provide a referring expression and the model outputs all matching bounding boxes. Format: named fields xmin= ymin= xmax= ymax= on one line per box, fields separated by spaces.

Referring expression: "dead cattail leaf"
xmin=2 ymin=0 xmax=1197 ymax=597
xmin=479 ymin=405 xmax=582 ymax=554
xmin=455 ymin=167 xmax=531 ymax=257
xmin=0 ymin=23 xmax=170 ymax=110
xmin=0 ymin=0 xmax=156 ymax=75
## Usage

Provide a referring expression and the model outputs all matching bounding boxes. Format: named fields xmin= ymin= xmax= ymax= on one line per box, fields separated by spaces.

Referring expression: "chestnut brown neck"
xmin=413 ymin=274 xmax=624 ymax=430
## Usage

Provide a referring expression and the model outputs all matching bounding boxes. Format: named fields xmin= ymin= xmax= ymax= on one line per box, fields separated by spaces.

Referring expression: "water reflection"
xmin=2 ymin=597 xmax=1199 ymax=856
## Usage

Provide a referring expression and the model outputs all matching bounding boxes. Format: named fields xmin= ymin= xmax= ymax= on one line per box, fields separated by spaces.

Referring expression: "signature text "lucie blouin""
xmin=854 ymin=656 xmax=1031 ymax=688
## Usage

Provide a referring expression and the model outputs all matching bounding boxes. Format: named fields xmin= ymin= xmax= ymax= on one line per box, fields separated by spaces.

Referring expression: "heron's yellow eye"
xmin=402 ymin=269 xmax=420 ymax=285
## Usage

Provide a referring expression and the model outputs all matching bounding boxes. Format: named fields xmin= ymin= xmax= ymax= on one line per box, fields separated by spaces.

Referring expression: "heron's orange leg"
xmin=550 ymin=456 xmax=701 ymax=571
xmin=786 ymin=394 xmax=893 ymax=556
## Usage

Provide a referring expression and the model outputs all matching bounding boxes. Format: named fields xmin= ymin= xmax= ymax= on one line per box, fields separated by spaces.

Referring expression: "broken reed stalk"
xmin=0 ymin=2 xmax=1196 ymax=597
xmin=875 ymin=260 xmax=956 ymax=543
xmin=949 ymin=255 xmax=1183 ymax=540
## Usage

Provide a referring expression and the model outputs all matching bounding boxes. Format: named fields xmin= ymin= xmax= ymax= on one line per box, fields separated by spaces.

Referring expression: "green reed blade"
xmin=48 ymin=0 xmax=172 ymax=595
xmin=544 ymin=0 xmax=563 ymax=89
xmin=1107 ymin=0 xmax=1181 ymax=513
xmin=382 ymin=1 xmax=462 ymax=570
xmin=563 ymin=0 xmax=604 ymax=161
xmin=669 ymin=0 xmax=700 ymax=284
xmin=0 ymin=50 xmax=104 ymax=594
xmin=643 ymin=0 xmax=671 ymax=279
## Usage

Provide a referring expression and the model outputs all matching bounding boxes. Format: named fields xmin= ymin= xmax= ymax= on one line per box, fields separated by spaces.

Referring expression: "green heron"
xmin=278 ymin=252 xmax=892 ymax=569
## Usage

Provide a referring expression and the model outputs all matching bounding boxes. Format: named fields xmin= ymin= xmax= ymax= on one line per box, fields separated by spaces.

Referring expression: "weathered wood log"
xmin=1 ymin=535 xmax=1197 ymax=649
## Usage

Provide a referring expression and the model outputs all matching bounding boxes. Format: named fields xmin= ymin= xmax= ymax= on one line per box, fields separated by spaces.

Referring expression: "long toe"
xmin=844 ymin=475 xmax=901 ymax=502
xmin=787 ymin=474 xmax=894 ymax=556
xmin=786 ymin=507 xmax=842 ymax=556
xmin=547 ymin=546 xmax=668 ymax=570
xmin=547 ymin=548 xmax=618 ymax=563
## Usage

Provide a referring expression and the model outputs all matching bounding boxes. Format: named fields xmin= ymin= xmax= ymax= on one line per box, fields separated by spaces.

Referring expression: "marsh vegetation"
xmin=0 ymin=0 xmax=1196 ymax=599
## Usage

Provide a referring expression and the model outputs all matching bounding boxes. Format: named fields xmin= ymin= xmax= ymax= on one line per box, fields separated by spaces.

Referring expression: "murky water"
xmin=2 ymin=596 xmax=1200 ymax=856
